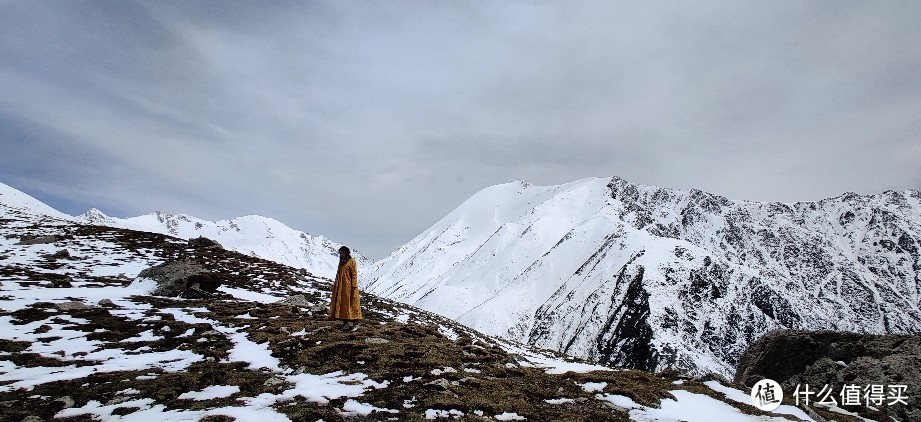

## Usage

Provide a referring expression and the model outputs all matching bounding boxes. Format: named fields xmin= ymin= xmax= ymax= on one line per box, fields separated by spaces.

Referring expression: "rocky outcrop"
xmin=188 ymin=236 xmax=223 ymax=250
xmin=136 ymin=259 xmax=209 ymax=297
xmin=44 ymin=249 xmax=72 ymax=260
xmin=734 ymin=329 xmax=920 ymax=421
xmin=16 ymin=235 xmax=60 ymax=245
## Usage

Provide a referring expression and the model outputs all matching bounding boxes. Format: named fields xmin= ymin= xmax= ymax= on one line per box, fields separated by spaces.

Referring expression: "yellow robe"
xmin=329 ymin=258 xmax=362 ymax=320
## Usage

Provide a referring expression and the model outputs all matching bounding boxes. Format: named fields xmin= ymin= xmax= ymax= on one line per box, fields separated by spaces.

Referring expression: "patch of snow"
xmin=341 ymin=399 xmax=398 ymax=416
xmin=218 ymin=286 xmax=282 ymax=303
xmin=545 ymin=398 xmax=575 ymax=404
xmin=122 ymin=330 xmax=160 ymax=343
xmin=597 ymin=389 xmax=808 ymax=422
xmin=580 ymin=381 xmax=607 ymax=393
xmin=704 ymin=380 xmax=814 ymax=420
xmin=425 ymin=408 xmax=464 ymax=419
xmin=178 ymin=385 xmax=241 ymax=400
xmin=431 ymin=367 xmax=457 ymax=376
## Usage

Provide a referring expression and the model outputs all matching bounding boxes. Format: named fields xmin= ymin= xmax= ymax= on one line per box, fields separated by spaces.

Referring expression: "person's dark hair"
xmin=338 ymin=246 xmax=351 ymax=256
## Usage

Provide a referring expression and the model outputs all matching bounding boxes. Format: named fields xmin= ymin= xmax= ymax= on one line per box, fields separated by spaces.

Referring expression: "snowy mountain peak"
xmin=79 ymin=208 xmax=116 ymax=225
xmin=368 ymin=175 xmax=921 ymax=377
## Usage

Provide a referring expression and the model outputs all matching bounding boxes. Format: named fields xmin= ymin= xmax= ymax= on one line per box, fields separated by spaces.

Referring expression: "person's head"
xmin=338 ymin=246 xmax=351 ymax=259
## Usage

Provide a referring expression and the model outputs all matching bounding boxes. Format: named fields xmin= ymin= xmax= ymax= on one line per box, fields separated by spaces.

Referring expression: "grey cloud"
xmin=1 ymin=1 xmax=920 ymax=258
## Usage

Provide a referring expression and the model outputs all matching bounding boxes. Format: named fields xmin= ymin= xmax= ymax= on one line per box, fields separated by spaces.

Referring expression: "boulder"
xmin=136 ymin=259 xmax=207 ymax=297
xmin=278 ymin=294 xmax=312 ymax=309
xmin=188 ymin=236 xmax=223 ymax=250
xmin=49 ymin=274 xmax=73 ymax=288
xmin=45 ymin=249 xmax=72 ymax=260
xmin=56 ymin=301 xmax=91 ymax=311
xmin=17 ymin=235 xmax=60 ymax=245
xmin=734 ymin=329 xmax=920 ymax=421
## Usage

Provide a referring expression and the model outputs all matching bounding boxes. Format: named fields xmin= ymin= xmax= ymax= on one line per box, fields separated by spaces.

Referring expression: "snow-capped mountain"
xmin=0 ymin=182 xmax=365 ymax=280
xmin=367 ymin=176 xmax=921 ymax=376
xmin=75 ymin=208 xmax=370 ymax=280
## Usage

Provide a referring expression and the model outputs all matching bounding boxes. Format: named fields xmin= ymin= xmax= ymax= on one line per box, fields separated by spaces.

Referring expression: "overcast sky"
xmin=2 ymin=1 xmax=920 ymax=259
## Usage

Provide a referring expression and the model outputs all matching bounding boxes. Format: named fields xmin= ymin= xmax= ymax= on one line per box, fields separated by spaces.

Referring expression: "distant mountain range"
xmin=366 ymin=176 xmax=921 ymax=376
xmin=0 ymin=182 xmax=368 ymax=280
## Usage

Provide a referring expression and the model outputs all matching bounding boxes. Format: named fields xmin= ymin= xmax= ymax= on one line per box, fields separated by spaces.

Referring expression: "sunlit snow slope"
xmin=367 ymin=176 xmax=921 ymax=376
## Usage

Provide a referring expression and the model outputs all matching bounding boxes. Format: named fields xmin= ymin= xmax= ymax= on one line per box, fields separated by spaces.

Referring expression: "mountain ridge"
xmin=367 ymin=175 xmax=921 ymax=377
xmin=0 ymin=181 xmax=366 ymax=280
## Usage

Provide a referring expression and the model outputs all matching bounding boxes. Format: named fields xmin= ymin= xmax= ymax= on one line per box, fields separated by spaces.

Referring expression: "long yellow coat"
xmin=329 ymin=258 xmax=362 ymax=320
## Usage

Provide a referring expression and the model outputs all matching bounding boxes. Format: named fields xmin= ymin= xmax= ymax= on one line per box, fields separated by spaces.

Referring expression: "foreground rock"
xmin=136 ymin=259 xmax=221 ymax=297
xmin=187 ymin=236 xmax=223 ymax=250
xmin=734 ymin=329 xmax=920 ymax=421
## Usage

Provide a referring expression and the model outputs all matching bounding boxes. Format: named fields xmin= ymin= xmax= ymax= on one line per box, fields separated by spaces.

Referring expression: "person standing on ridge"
xmin=329 ymin=245 xmax=362 ymax=331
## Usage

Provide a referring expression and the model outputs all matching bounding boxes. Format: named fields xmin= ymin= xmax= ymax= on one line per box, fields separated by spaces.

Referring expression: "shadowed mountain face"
xmin=367 ymin=176 xmax=921 ymax=376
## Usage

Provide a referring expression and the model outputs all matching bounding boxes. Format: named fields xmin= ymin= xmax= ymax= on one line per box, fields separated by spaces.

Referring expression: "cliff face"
xmin=368 ymin=176 xmax=921 ymax=376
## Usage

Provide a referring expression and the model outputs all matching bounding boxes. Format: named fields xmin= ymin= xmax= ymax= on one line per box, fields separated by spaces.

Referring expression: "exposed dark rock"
xmin=734 ymin=329 xmax=921 ymax=421
xmin=45 ymin=249 xmax=71 ymax=260
xmin=596 ymin=267 xmax=658 ymax=371
xmin=185 ymin=272 xmax=222 ymax=293
xmin=55 ymin=301 xmax=91 ymax=311
xmin=188 ymin=236 xmax=223 ymax=250
xmin=49 ymin=275 xmax=73 ymax=288
xmin=136 ymin=259 xmax=207 ymax=297
xmin=16 ymin=235 xmax=59 ymax=245
xmin=55 ymin=396 xmax=75 ymax=408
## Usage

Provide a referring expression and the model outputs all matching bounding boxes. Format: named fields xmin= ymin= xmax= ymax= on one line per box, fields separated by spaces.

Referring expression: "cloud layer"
xmin=2 ymin=1 xmax=920 ymax=258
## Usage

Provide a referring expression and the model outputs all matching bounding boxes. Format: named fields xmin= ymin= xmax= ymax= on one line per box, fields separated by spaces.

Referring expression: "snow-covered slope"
xmin=0 ymin=181 xmax=365 ymax=280
xmin=0 ymin=182 xmax=74 ymax=221
xmin=367 ymin=176 xmax=921 ymax=376
xmin=77 ymin=208 xmax=369 ymax=280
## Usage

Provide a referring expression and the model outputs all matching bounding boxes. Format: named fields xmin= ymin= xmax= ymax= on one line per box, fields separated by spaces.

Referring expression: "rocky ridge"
xmin=367 ymin=176 xmax=921 ymax=377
